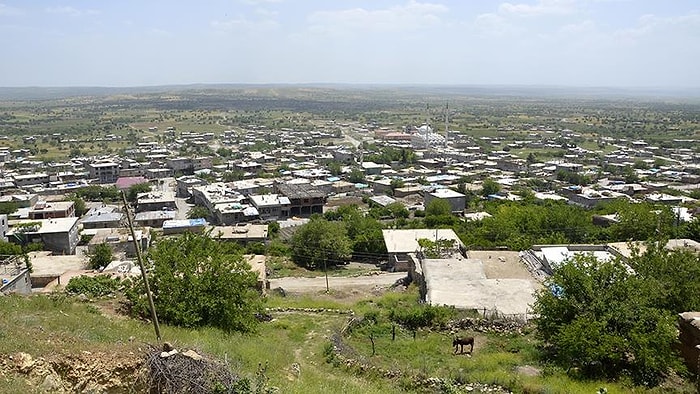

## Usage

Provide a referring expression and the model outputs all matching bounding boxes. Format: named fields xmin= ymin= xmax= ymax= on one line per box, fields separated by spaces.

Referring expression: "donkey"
xmin=453 ymin=336 xmax=474 ymax=354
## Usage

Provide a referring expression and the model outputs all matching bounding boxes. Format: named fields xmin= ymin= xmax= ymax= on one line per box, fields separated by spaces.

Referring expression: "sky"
xmin=0 ymin=0 xmax=698 ymax=88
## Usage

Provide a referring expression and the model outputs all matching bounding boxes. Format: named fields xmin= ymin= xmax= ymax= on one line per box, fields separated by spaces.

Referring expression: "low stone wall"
xmin=447 ymin=317 xmax=530 ymax=335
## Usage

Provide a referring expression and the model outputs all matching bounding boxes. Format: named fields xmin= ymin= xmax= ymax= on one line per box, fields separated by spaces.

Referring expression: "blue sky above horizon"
xmin=0 ymin=0 xmax=698 ymax=88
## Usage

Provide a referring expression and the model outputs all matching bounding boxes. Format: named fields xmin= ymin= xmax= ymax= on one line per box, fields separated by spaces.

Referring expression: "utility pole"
xmin=122 ymin=192 xmax=161 ymax=341
xmin=324 ymin=258 xmax=329 ymax=293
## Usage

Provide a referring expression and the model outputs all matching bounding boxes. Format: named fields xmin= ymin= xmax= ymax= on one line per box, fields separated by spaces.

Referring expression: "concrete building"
xmin=560 ymin=186 xmax=626 ymax=208
xmin=89 ymin=161 xmax=120 ymax=184
xmin=13 ymin=173 xmax=50 ymax=187
xmin=134 ymin=210 xmax=177 ymax=228
xmin=424 ymin=188 xmax=466 ymax=213
xmin=136 ymin=191 xmax=176 ymax=213
xmin=382 ymin=228 xmax=465 ymax=271
xmin=0 ymin=255 xmax=31 ymax=295
xmin=162 ymin=218 xmax=208 ymax=235
xmin=249 ymin=194 xmax=291 ymax=221
xmin=28 ymin=201 xmax=75 ymax=220
xmin=176 ymin=176 xmax=207 ymax=198
xmin=210 ymin=224 xmax=269 ymax=244
xmin=8 ymin=217 xmax=80 ymax=255
xmin=82 ymin=205 xmax=122 ymax=229
xmin=275 ymin=183 xmax=326 ymax=217
xmin=0 ymin=214 xmax=7 ymax=241
xmin=87 ymin=227 xmax=150 ymax=257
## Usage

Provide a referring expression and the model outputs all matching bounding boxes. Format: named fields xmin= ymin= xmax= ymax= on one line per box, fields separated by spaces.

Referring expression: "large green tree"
xmin=290 ymin=216 xmax=352 ymax=269
xmin=534 ymin=253 xmax=682 ymax=386
xmin=126 ymin=231 xmax=263 ymax=332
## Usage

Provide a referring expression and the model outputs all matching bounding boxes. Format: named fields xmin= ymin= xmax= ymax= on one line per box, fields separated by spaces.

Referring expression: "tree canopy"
xmin=290 ymin=216 xmax=352 ymax=269
xmin=88 ymin=243 xmax=113 ymax=270
xmin=533 ymin=248 xmax=693 ymax=386
xmin=126 ymin=231 xmax=263 ymax=333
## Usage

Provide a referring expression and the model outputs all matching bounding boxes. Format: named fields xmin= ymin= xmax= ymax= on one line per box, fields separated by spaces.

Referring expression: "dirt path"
xmin=269 ymin=272 xmax=406 ymax=293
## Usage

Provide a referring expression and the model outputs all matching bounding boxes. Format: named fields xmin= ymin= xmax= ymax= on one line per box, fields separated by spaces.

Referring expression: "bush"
xmin=88 ymin=243 xmax=113 ymax=270
xmin=65 ymin=275 xmax=121 ymax=297
xmin=125 ymin=231 xmax=264 ymax=333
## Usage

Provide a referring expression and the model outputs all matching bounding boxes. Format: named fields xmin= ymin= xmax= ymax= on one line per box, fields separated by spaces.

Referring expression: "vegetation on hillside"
xmin=125 ymin=231 xmax=264 ymax=333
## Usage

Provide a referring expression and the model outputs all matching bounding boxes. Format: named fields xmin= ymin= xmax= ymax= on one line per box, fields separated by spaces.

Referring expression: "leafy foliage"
xmin=126 ymin=231 xmax=263 ymax=332
xmin=65 ymin=275 xmax=121 ymax=297
xmin=0 ymin=201 xmax=19 ymax=215
xmin=533 ymin=252 xmax=683 ymax=386
xmin=69 ymin=195 xmax=87 ymax=216
xmin=424 ymin=199 xmax=456 ymax=228
xmin=88 ymin=243 xmax=113 ymax=270
xmin=75 ymin=185 xmax=120 ymax=201
xmin=186 ymin=205 xmax=210 ymax=220
xmin=0 ymin=240 xmax=23 ymax=255
xmin=324 ymin=205 xmax=387 ymax=259
xmin=480 ymin=178 xmax=501 ymax=197
xmin=126 ymin=182 xmax=152 ymax=202
xmin=290 ymin=216 xmax=352 ymax=269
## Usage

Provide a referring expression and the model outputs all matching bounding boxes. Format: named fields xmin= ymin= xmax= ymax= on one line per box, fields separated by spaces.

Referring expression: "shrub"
xmin=65 ymin=275 xmax=121 ymax=297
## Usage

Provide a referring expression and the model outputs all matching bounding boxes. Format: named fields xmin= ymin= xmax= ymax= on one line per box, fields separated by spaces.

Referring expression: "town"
xmin=0 ymin=86 xmax=699 ymax=393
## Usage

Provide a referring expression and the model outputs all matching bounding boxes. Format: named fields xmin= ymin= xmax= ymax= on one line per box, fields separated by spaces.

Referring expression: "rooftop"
xmin=383 ymin=229 xmax=464 ymax=254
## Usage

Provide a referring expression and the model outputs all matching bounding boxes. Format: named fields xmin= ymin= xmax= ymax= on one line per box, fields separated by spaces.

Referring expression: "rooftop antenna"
xmin=425 ymin=103 xmax=432 ymax=152
xmin=444 ymin=102 xmax=449 ymax=148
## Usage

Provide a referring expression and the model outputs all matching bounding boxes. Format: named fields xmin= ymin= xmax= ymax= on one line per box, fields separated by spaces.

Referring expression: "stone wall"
xmin=678 ymin=312 xmax=700 ymax=380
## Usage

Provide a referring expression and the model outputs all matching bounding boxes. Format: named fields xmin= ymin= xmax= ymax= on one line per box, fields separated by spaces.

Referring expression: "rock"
xmin=39 ymin=373 xmax=62 ymax=392
xmin=160 ymin=349 xmax=178 ymax=358
xmin=516 ymin=365 xmax=541 ymax=377
xmin=14 ymin=352 xmax=34 ymax=373
xmin=182 ymin=350 xmax=203 ymax=361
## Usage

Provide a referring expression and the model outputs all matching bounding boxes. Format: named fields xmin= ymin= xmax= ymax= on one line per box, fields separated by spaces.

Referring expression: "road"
xmin=269 ymin=272 xmax=406 ymax=293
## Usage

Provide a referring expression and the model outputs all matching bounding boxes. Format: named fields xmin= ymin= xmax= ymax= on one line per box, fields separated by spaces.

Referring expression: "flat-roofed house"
xmin=28 ymin=201 xmax=75 ymax=220
xmin=8 ymin=217 xmax=80 ymax=255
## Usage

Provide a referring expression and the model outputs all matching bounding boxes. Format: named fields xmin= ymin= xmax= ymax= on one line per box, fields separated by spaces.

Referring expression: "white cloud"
xmin=210 ymin=17 xmax=279 ymax=33
xmin=498 ymin=0 xmax=577 ymax=16
xmin=45 ymin=6 xmax=100 ymax=17
xmin=613 ymin=12 xmax=700 ymax=44
xmin=308 ymin=1 xmax=448 ymax=34
xmin=0 ymin=3 xmax=23 ymax=16
xmin=239 ymin=0 xmax=282 ymax=5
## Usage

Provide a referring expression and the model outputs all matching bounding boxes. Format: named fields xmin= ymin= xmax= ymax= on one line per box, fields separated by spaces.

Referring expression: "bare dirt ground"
xmin=467 ymin=250 xmax=535 ymax=280
xmin=269 ymin=272 xmax=406 ymax=295
xmin=29 ymin=251 xmax=88 ymax=276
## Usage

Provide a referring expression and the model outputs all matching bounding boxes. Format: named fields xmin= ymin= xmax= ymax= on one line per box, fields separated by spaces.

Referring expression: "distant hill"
xmin=0 ymin=84 xmax=698 ymax=101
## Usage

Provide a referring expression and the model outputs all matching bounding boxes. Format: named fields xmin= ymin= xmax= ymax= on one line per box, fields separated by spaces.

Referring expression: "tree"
xmin=126 ymin=182 xmax=152 ymax=202
xmin=424 ymin=199 xmax=454 ymax=228
xmin=0 ymin=202 xmax=18 ymax=215
xmin=69 ymin=195 xmax=87 ymax=216
xmin=481 ymin=178 xmax=501 ymax=197
xmin=534 ymin=253 xmax=681 ymax=386
xmin=187 ymin=206 xmax=210 ymax=220
xmin=88 ymin=243 xmax=113 ymax=270
xmin=327 ymin=161 xmax=342 ymax=176
xmin=126 ymin=231 xmax=263 ymax=332
xmin=290 ymin=217 xmax=352 ymax=269
xmin=347 ymin=169 xmax=365 ymax=184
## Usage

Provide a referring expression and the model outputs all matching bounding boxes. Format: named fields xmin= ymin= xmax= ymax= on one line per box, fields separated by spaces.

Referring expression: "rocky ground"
xmin=1 ymin=348 xmax=143 ymax=393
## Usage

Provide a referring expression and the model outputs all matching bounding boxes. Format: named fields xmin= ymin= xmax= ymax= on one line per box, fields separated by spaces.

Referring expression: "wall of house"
xmin=1 ymin=269 xmax=31 ymax=295
xmin=678 ymin=312 xmax=700 ymax=382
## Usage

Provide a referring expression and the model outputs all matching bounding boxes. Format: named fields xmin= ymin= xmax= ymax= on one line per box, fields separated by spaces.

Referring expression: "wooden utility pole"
xmin=122 ymin=192 xmax=161 ymax=341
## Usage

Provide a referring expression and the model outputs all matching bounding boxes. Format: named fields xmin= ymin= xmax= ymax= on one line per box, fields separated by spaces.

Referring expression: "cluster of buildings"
xmin=1 ymin=116 xmax=698 ymax=294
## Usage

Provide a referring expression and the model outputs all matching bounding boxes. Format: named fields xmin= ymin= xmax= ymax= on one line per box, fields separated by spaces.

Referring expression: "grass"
xmin=267 ymin=257 xmax=381 ymax=279
xmin=0 ymin=289 xmax=695 ymax=394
